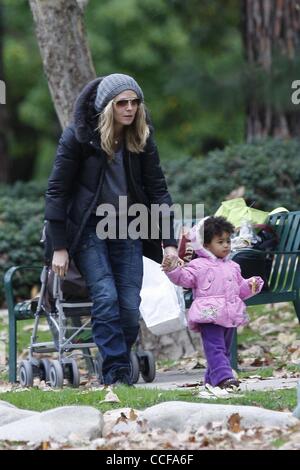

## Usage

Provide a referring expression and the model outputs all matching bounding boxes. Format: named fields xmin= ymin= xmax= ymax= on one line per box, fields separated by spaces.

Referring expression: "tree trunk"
xmin=28 ymin=0 xmax=96 ymax=129
xmin=242 ymin=0 xmax=300 ymax=141
xmin=0 ymin=2 xmax=9 ymax=182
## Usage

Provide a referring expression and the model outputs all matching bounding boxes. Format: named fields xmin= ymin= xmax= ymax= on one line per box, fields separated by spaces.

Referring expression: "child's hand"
xmin=161 ymin=255 xmax=175 ymax=272
xmin=249 ymin=277 xmax=259 ymax=294
xmin=161 ymin=255 xmax=183 ymax=272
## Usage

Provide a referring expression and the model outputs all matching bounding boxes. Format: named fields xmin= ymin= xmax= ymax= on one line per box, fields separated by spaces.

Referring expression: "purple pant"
xmin=200 ymin=324 xmax=235 ymax=387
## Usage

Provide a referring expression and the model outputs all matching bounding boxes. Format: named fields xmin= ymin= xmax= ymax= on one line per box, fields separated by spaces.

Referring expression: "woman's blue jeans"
xmin=73 ymin=227 xmax=143 ymax=384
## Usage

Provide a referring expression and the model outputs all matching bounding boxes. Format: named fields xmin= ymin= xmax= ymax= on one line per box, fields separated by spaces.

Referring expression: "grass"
xmin=238 ymin=367 xmax=275 ymax=379
xmin=237 ymin=326 xmax=262 ymax=345
xmin=16 ymin=319 xmax=52 ymax=355
xmin=272 ymin=438 xmax=288 ymax=449
xmin=0 ymin=370 xmax=8 ymax=381
xmin=286 ymin=364 xmax=300 ymax=373
xmin=0 ymin=386 xmax=297 ymax=413
xmin=156 ymin=359 xmax=179 ymax=369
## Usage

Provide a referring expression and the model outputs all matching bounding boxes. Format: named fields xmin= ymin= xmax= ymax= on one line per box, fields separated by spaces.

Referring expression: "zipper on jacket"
xmin=69 ymin=159 xmax=107 ymax=256
xmin=127 ymin=151 xmax=161 ymax=241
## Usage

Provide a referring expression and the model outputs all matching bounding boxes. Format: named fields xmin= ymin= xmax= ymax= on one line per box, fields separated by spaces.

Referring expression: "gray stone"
xmin=141 ymin=401 xmax=298 ymax=431
xmin=0 ymin=406 xmax=103 ymax=443
xmin=293 ymin=380 xmax=300 ymax=419
xmin=140 ymin=320 xmax=201 ymax=361
xmin=0 ymin=400 xmax=38 ymax=426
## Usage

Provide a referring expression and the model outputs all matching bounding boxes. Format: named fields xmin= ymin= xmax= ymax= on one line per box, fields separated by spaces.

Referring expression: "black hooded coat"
xmin=44 ymin=77 xmax=177 ymax=263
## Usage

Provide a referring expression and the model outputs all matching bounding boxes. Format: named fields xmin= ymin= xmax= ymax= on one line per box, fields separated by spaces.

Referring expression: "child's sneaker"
xmin=217 ymin=378 xmax=240 ymax=390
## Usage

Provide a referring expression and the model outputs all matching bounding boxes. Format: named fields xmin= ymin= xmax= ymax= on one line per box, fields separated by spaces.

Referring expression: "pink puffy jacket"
xmin=166 ymin=247 xmax=264 ymax=331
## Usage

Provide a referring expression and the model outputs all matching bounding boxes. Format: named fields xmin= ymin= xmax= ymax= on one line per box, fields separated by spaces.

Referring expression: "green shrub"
xmin=0 ymin=180 xmax=46 ymax=200
xmin=163 ymin=138 xmax=300 ymax=214
xmin=0 ymin=182 xmax=46 ymax=306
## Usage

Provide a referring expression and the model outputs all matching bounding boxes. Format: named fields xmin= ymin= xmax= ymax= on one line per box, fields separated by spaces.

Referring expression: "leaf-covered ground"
xmin=0 ymin=302 xmax=300 ymax=449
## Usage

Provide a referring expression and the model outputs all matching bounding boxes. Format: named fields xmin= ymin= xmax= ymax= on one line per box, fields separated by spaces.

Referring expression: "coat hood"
xmin=188 ymin=217 xmax=213 ymax=258
xmin=188 ymin=217 xmax=229 ymax=261
xmin=73 ymin=77 xmax=103 ymax=143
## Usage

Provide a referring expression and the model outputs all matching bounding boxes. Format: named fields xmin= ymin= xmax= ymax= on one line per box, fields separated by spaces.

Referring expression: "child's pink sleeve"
xmin=166 ymin=261 xmax=198 ymax=288
xmin=233 ymin=262 xmax=264 ymax=300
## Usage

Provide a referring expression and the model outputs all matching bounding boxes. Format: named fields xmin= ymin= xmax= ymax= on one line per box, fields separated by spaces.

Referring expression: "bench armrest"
xmin=4 ymin=265 xmax=43 ymax=313
xmin=231 ymin=249 xmax=300 ymax=257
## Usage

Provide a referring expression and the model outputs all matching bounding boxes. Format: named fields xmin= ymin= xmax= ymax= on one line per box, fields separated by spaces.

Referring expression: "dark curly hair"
xmin=204 ymin=216 xmax=235 ymax=245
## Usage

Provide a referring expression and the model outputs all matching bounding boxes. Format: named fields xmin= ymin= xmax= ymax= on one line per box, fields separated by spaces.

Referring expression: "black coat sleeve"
xmin=140 ymin=132 xmax=177 ymax=248
xmin=45 ymin=125 xmax=81 ymax=250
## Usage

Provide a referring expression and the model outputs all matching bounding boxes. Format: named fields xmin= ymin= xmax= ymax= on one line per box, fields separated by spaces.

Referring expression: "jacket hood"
xmin=188 ymin=217 xmax=209 ymax=257
xmin=73 ymin=77 xmax=103 ymax=143
xmin=188 ymin=217 xmax=229 ymax=261
xmin=194 ymin=246 xmax=217 ymax=260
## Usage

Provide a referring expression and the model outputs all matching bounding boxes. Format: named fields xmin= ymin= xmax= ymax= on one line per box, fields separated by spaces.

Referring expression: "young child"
xmin=162 ymin=216 xmax=264 ymax=390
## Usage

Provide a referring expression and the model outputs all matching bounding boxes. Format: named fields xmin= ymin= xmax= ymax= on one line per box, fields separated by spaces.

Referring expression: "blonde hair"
xmin=97 ymin=99 xmax=150 ymax=159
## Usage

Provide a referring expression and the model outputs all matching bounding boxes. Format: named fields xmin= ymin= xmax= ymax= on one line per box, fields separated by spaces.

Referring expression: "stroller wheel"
xmin=94 ymin=352 xmax=103 ymax=383
xmin=49 ymin=360 xmax=64 ymax=388
xmin=130 ymin=351 xmax=140 ymax=384
xmin=39 ymin=358 xmax=51 ymax=383
xmin=19 ymin=360 xmax=33 ymax=387
xmin=140 ymin=351 xmax=156 ymax=383
xmin=64 ymin=359 xmax=80 ymax=388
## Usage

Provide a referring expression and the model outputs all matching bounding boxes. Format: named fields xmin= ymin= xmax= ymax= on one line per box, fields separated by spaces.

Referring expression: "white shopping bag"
xmin=140 ymin=257 xmax=187 ymax=335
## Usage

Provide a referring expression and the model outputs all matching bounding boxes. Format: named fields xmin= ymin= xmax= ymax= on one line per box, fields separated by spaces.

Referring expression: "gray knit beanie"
xmin=94 ymin=73 xmax=144 ymax=113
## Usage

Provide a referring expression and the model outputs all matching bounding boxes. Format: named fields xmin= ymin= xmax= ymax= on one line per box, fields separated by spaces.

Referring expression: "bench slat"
xmin=268 ymin=213 xmax=300 ymax=291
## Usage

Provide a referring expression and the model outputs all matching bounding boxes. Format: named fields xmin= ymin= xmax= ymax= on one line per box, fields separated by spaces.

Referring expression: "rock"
xmin=240 ymin=345 xmax=265 ymax=357
xmin=0 ymin=400 xmax=38 ymax=426
xmin=141 ymin=401 xmax=299 ymax=431
xmin=0 ymin=406 xmax=103 ymax=443
xmin=293 ymin=381 xmax=300 ymax=419
xmin=140 ymin=320 xmax=201 ymax=360
xmin=260 ymin=324 xmax=284 ymax=336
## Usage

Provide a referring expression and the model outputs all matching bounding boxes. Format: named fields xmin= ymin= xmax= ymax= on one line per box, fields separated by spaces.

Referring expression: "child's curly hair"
xmin=204 ymin=216 xmax=235 ymax=245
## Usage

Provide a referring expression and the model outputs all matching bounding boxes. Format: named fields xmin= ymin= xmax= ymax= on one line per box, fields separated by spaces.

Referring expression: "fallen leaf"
xmin=99 ymin=389 xmax=120 ymax=404
xmin=205 ymin=384 xmax=230 ymax=398
xmin=42 ymin=441 xmax=50 ymax=450
xmin=178 ymin=382 xmax=201 ymax=388
xmin=227 ymin=413 xmax=242 ymax=433
xmin=129 ymin=409 xmax=138 ymax=421
xmin=116 ymin=412 xmax=128 ymax=424
xmin=277 ymin=333 xmax=297 ymax=346
xmin=22 ymin=324 xmax=49 ymax=332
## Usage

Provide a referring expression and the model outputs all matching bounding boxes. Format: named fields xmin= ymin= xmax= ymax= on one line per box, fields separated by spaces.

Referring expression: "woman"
xmin=45 ymin=73 xmax=178 ymax=386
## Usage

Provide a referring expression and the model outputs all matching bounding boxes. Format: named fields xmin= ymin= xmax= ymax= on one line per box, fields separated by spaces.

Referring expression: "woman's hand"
xmin=161 ymin=246 xmax=184 ymax=272
xmin=52 ymin=249 xmax=69 ymax=277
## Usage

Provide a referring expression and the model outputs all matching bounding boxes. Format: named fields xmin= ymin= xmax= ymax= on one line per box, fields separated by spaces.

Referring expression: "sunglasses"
xmin=114 ymin=98 xmax=141 ymax=108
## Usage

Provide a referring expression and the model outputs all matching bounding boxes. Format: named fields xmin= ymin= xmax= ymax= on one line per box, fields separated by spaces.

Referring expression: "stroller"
xmin=18 ymin=256 xmax=156 ymax=388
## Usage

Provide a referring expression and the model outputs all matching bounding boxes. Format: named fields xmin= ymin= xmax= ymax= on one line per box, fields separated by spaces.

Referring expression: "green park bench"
xmin=4 ymin=211 xmax=300 ymax=382
xmin=230 ymin=210 xmax=300 ymax=369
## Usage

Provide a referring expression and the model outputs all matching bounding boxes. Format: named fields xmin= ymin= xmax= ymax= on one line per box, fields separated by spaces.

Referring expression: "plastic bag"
xmin=140 ymin=257 xmax=187 ymax=335
xmin=231 ymin=219 xmax=259 ymax=250
xmin=215 ymin=198 xmax=268 ymax=228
